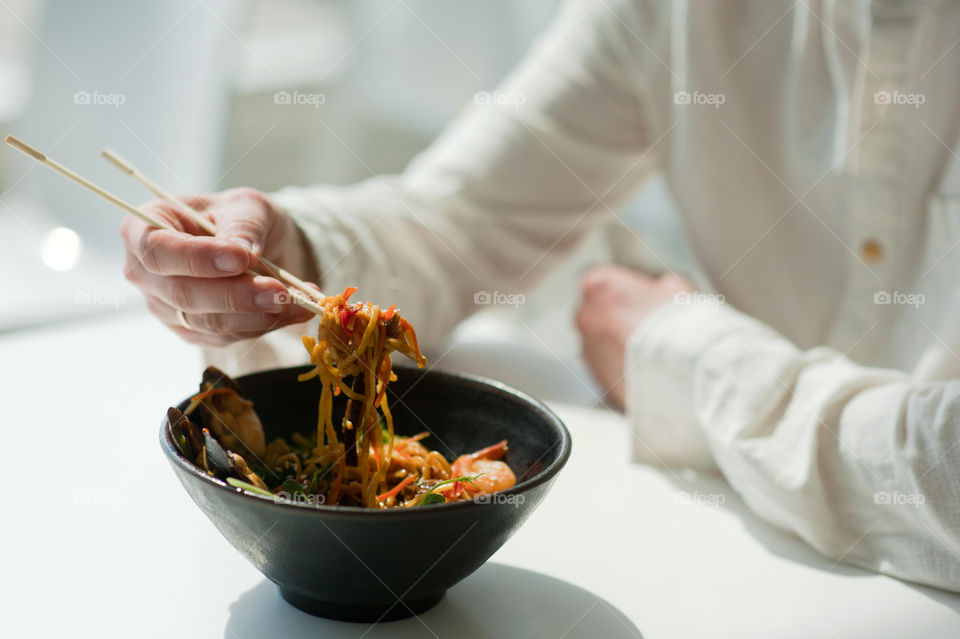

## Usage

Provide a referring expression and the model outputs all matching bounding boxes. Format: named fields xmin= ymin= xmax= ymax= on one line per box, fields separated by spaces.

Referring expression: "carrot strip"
xmin=377 ymin=474 xmax=416 ymax=502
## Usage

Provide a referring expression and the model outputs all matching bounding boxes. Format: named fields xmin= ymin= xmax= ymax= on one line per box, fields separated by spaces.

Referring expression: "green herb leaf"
xmin=380 ymin=416 xmax=389 ymax=444
xmin=308 ymin=466 xmax=327 ymax=494
xmin=283 ymin=478 xmax=305 ymax=497
xmin=226 ymin=477 xmax=274 ymax=497
xmin=416 ymin=474 xmax=483 ymax=507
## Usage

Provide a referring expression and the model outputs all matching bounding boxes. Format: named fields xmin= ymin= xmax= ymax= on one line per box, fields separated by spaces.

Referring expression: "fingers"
xmin=580 ymin=264 xmax=655 ymax=295
xmin=138 ymin=197 xmax=209 ymax=235
xmin=146 ymin=294 xmax=310 ymax=346
xmin=207 ymin=187 xmax=275 ymax=258
xmin=132 ymin=230 xmax=252 ymax=278
xmin=122 ymin=189 xmax=315 ymax=348
xmin=177 ymin=194 xmax=213 ymax=212
xmin=164 ymin=321 xmax=273 ymax=348
xmin=126 ymin=257 xmax=305 ymax=315
xmin=122 ymin=199 xmax=253 ymax=278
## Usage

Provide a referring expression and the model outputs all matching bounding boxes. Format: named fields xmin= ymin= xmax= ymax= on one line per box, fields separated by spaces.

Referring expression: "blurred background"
xmin=0 ymin=0 xmax=692 ymax=404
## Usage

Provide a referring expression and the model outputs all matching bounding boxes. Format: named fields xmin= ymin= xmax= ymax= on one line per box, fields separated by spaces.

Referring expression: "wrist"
xmin=262 ymin=192 xmax=321 ymax=287
xmin=624 ymin=298 xmax=740 ymax=471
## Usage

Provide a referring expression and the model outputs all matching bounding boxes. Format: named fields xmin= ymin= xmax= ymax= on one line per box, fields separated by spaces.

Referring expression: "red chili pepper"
xmin=341 ymin=286 xmax=359 ymax=303
xmin=381 ymin=304 xmax=397 ymax=322
xmin=339 ymin=307 xmax=359 ymax=330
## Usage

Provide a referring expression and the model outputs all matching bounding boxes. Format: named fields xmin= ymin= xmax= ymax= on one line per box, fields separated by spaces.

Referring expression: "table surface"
xmin=2 ymin=311 xmax=959 ymax=639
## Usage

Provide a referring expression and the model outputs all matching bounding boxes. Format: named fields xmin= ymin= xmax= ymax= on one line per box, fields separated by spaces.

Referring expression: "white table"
xmin=2 ymin=312 xmax=958 ymax=638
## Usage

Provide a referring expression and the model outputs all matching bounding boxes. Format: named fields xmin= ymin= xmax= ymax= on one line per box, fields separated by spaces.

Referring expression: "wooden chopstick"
xmin=100 ymin=148 xmax=322 ymax=303
xmin=4 ymin=134 xmax=324 ymax=315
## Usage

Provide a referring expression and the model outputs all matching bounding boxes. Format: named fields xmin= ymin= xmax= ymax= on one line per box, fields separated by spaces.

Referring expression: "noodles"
xmin=180 ymin=286 xmax=517 ymax=509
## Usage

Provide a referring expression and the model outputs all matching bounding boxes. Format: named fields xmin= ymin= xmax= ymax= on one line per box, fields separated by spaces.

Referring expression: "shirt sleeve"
xmin=268 ymin=0 xmax=665 ymax=348
xmin=626 ymin=299 xmax=960 ymax=591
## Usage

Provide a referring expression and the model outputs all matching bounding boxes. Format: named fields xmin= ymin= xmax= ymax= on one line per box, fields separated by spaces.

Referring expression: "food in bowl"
xmin=167 ymin=287 xmax=516 ymax=509
xmin=160 ymin=288 xmax=569 ymax=620
xmin=168 ymin=367 xmax=517 ymax=509
xmin=161 ymin=363 xmax=570 ymax=620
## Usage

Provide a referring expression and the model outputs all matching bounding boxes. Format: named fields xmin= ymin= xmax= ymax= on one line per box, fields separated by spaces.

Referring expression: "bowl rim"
xmin=160 ymin=363 xmax=572 ymax=518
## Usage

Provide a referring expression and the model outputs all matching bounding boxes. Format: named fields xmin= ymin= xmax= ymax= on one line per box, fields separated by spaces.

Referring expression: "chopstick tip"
xmin=101 ymin=148 xmax=134 ymax=174
xmin=4 ymin=135 xmax=46 ymax=161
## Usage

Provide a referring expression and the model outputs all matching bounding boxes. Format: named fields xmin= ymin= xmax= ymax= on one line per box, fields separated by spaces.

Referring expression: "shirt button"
xmin=861 ymin=239 xmax=885 ymax=262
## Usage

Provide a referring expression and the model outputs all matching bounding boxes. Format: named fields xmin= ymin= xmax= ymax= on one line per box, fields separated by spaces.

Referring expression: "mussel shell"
xmin=166 ymin=406 xmax=203 ymax=460
xmin=195 ymin=401 xmax=264 ymax=461
xmin=228 ymin=451 xmax=269 ymax=490
xmin=200 ymin=366 xmax=241 ymax=393
xmin=202 ymin=428 xmax=237 ymax=479
xmin=194 ymin=367 xmax=266 ymax=460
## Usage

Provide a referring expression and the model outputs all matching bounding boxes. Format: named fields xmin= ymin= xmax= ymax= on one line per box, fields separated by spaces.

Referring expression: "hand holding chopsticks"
xmin=4 ymin=134 xmax=325 ymax=320
xmin=100 ymin=148 xmax=321 ymax=303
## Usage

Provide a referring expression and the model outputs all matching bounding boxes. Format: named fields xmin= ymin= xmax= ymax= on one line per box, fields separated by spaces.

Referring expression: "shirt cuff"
xmin=267 ymin=185 xmax=354 ymax=295
xmin=624 ymin=296 xmax=758 ymax=471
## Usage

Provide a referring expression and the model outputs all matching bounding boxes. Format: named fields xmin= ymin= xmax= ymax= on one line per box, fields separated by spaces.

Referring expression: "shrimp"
xmin=451 ymin=440 xmax=516 ymax=494
xmin=459 ymin=459 xmax=516 ymax=494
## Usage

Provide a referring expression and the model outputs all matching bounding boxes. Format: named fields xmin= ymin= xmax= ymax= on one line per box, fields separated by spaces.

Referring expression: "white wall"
xmin=0 ymin=0 xmax=688 ymax=353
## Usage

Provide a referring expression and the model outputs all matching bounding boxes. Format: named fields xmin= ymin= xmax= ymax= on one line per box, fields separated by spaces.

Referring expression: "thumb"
xmin=209 ymin=188 xmax=273 ymax=266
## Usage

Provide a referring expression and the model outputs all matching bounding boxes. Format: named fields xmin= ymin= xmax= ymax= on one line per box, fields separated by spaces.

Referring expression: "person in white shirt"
xmin=121 ymin=0 xmax=960 ymax=590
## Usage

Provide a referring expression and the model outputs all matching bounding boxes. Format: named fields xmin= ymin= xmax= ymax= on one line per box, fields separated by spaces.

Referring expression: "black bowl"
xmin=160 ymin=364 xmax=571 ymax=622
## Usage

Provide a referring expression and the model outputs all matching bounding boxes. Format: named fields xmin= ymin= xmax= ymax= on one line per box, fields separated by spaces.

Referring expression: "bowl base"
xmin=278 ymin=587 xmax=446 ymax=622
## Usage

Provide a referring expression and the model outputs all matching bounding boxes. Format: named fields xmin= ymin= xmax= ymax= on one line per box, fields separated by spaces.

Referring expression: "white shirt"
xmin=217 ymin=0 xmax=960 ymax=590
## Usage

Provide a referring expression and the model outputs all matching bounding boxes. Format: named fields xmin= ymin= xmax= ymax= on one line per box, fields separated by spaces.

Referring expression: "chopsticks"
xmin=4 ymin=134 xmax=324 ymax=315
xmin=100 ymin=148 xmax=322 ymax=303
